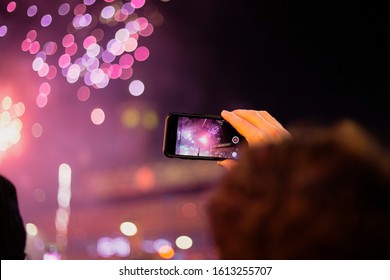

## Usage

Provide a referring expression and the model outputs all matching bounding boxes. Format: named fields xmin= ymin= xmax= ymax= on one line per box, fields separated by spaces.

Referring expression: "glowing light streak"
xmin=55 ymin=163 xmax=71 ymax=247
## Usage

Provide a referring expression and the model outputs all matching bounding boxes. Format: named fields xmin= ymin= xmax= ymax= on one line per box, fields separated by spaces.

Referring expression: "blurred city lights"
xmin=175 ymin=235 xmax=193 ymax=250
xmin=120 ymin=221 xmax=138 ymax=236
xmin=91 ymin=108 xmax=106 ymax=125
xmin=158 ymin=245 xmax=174 ymax=259
xmin=129 ymin=79 xmax=145 ymax=96
xmin=26 ymin=223 xmax=39 ymax=236
xmin=0 ymin=95 xmax=25 ymax=156
xmin=97 ymin=237 xmax=130 ymax=258
xmin=56 ymin=163 xmax=72 ymax=247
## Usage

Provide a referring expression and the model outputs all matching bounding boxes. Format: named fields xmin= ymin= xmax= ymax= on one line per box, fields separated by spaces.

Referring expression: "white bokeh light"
xmin=128 ymin=80 xmax=144 ymax=96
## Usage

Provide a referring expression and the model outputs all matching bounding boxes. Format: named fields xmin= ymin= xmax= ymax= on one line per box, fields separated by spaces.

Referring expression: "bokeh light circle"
xmin=175 ymin=236 xmax=193 ymax=250
xmin=0 ymin=26 xmax=8 ymax=37
xmin=128 ymin=80 xmax=144 ymax=96
xmin=27 ymin=5 xmax=38 ymax=17
xmin=91 ymin=108 xmax=105 ymax=125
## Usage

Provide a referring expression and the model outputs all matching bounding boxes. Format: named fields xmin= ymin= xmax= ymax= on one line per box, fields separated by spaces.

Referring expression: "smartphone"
xmin=163 ymin=112 xmax=247 ymax=160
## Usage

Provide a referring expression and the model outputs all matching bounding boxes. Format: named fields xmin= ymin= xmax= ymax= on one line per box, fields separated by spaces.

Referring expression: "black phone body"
xmin=163 ymin=112 xmax=247 ymax=160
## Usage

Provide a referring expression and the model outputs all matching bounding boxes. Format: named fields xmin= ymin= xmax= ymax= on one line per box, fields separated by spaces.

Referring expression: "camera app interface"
xmin=175 ymin=116 xmax=242 ymax=159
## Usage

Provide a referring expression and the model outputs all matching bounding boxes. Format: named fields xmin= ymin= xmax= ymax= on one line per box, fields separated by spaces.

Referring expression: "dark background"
xmin=156 ymin=0 xmax=388 ymax=142
xmin=0 ymin=0 xmax=388 ymax=259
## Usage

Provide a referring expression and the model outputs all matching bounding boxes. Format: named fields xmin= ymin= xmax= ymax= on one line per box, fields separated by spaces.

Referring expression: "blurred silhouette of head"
xmin=208 ymin=120 xmax=390 ymax=259
xmin=0 ymin=175 xmax=26 ymax=260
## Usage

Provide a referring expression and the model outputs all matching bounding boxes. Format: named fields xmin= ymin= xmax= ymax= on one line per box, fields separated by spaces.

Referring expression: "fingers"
xmin=221 ymin=110 xmax=258 ymax=138
xmin=232 ymin=109 xmax=279 ymax=135
xmin=221 ymin=109 xmax=290 ymax=147
xmin=257 ymin=110 xmax=285 ymax=130
xmin=217 ymin=159 xmax=238 ymax=170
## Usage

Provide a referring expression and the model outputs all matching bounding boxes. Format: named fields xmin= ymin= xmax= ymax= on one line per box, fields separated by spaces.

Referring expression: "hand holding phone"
xmin=163 ymin=112 xmax=248 ymax=160
xmin=216 ymin=109 xmax=291 ymax=168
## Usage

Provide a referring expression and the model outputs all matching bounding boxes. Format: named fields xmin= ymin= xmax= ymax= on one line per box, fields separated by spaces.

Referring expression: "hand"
xmin=218 ymin=109 xmax=291 ymax=169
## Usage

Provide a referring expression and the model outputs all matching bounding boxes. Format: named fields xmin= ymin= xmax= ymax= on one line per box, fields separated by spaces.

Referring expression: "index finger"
xmin=221 ymin=110 xmax=259 ymax=138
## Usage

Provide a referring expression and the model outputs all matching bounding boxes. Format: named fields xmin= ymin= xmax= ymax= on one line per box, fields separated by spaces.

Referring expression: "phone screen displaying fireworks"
xmin=175 ymin=116 xmax=243 ymax=159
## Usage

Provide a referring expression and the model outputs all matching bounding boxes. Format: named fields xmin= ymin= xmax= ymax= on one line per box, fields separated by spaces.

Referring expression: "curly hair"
xmin=207 ymin=120 xmax=390 ymax=259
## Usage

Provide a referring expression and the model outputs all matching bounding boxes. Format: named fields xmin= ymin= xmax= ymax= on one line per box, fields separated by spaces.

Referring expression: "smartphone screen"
xmin=163 ymin=113 xmax=247 ymax=160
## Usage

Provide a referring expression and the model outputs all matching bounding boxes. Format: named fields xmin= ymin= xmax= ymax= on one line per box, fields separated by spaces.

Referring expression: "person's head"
xmin=0 ymin=175 xmax=26 ymax=260
xmin=207 ymin=120 xmax=390 ymax=259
